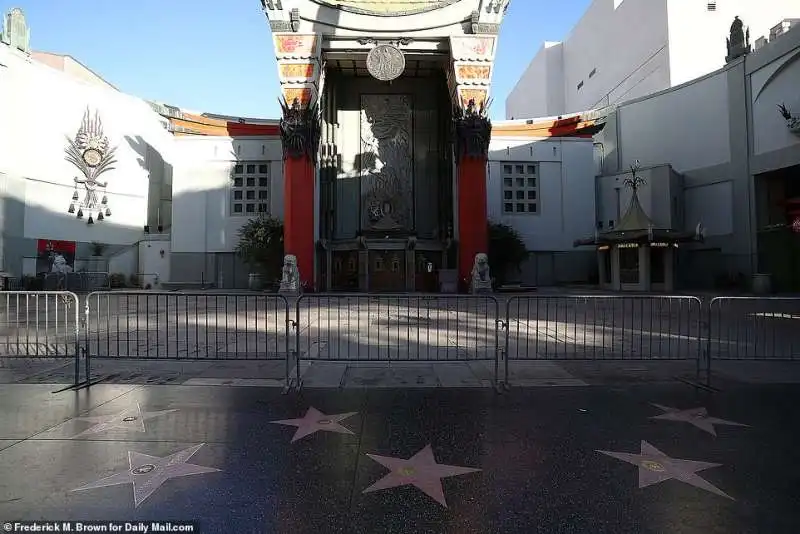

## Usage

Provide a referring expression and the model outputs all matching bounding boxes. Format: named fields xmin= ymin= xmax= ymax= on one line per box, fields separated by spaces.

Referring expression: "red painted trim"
xmin=548 ymin=124 xmax=589 ymax=137
xmin=283 ymin=155 xmax=316 ymax=289
xmin=457 ymin=156 xmax=489 ymax=288
xmin=226 ymin=123 xmax=280 ymax=137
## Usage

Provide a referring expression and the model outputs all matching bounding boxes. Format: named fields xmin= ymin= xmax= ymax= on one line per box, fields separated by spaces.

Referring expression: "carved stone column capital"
xmin=279 ymin=98 xmax=321 ymax=162
xmin=453 ymin=99 xmax=492 ymax=161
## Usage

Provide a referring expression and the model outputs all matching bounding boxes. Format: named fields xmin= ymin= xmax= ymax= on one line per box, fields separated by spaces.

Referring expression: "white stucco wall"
xmin=487 ymin=137 xmax=595 ymax=251
xmin=667 ymin=0 xmax=800 ymax=88
xmin=749 ymin=46 xmax=800 ymax=158
xmin=506 ymin=42 xmax=563 ymax=120
xmin=507 ymin=0 xmax=671 ymax=119
xmin=564 ymin=0 xmax=670 ymax=114
xmin=614 ymin=69 xmax=731 ymax=172
xmin=0 ymin=44 xmax=174 ymax=246
xmin=507 ymin=0 xmax=798 ymax=120
xmin=170 ymin=137 xmax=283 ymax=254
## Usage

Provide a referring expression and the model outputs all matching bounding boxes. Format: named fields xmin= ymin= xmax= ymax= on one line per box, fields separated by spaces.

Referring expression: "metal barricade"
xmin=131 ymin=273 xmax=160 ymax=289
xmin=504 ymin=295 xmax=704 ymax=384
xmin=707 ymin=296 xmax=800 ymax=362
xmin=81 ymin=272 xmax=111 ymax=291
xmin=83 ymin=291 xmax=292 ymax=385
xmin=293 ymin=294 xmax=502 ymax=387
xmin=0 ymin=291 xmax=81 ymax=384
xmin=44 ymin=272 xmax=110 ymax=292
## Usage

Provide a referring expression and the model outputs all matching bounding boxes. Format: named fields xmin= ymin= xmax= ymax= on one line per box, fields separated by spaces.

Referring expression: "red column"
xmin=457 ymin=156 xmax=488 ymax=286
xmin=283 ymin=155 xmax=315 ymax=289
xmin=453 ymin=100 xmax=492 ymax=290
xmin=279 ymin=98 xmax=320 ymax=291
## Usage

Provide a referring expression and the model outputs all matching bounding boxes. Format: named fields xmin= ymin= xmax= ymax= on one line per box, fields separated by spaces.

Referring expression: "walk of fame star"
xmin=650 ymin=404 xmax=749 ymax=436
xmin=71 ymin=444 xmax=221 ymax=507
xmin=270 ymin=407 xmax=357 ymax=443
xmin=363 ymin=444 xmax=481 ymax=508
xmin=70 ymin=403 xmax=177 ymax=438
xmin=597 ymin=440 xmax=733 ymax=500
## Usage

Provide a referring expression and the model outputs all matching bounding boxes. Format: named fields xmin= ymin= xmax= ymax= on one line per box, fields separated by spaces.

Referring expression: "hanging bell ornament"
xmin=68 ymin=204 xmax=75 ymax=214
xmin=72 ymin=191 xmax=79 ymax=201
xmin=77 ymin=208 xmax=84 ymax=219
xmin=87 ymin=215 xmax=94 ymax=225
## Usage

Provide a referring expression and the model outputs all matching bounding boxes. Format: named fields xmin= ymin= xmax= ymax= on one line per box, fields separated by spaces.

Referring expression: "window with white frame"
xmin=231 ymin=162 xmax=270 ymax=215
xmin=501 ymin=163 xmax=538 ymax=214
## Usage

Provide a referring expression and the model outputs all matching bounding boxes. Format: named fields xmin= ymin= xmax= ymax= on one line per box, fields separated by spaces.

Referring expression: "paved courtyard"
xmin=0 ymin=382 xmax=798 ymax=533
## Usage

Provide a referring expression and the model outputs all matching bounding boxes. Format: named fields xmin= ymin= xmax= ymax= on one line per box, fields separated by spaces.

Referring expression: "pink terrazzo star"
xmin=71 ymin=444 xmax=221 ymax=508
xmin=598 ymin=440 xmax=733 ymax=500
xmin=650 ymin=404 xmax=749 ymax=436
xmin=363 ymin=444 xmax=481 ymax=508
xmin=271 ymin=407 xmax=357 ymax=442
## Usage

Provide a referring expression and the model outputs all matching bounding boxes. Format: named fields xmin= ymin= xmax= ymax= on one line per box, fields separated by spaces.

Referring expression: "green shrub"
xmin=235 ymin=215 xmax=284 ymax=282
xmin=488 ymin=221 xmax=528 ymax=286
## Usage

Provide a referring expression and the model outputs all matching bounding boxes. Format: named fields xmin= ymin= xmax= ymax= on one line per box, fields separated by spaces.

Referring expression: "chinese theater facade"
xmin=262 ymin=0 xmax=509 ymax=292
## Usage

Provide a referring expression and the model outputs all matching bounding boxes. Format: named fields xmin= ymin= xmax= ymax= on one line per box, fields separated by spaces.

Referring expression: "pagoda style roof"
xmin=614 ymin=189 xmax=655 ymax=233
xmin=311 ymin=0 xmax=459 ymax=16
xmin=574 ymin=188 xmax=702 ymax=247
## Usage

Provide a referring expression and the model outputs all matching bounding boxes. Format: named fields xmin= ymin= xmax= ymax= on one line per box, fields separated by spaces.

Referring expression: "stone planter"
xmin=248 ymin=273 xmax=264 ymax=291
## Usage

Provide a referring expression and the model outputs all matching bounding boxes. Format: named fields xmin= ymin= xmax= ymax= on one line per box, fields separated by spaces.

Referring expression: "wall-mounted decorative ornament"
xmin=65 ymin=108 xmax=117 ymax=224
xmin=366 ymin=44 xmax=405 ymax=82
xmin=453 ymin=98 xmax=492 ymax=160
xmin=778 ymin=103 xmax=800 ymax=135
xmin=279 ymin=97 xmax=321 ymax=162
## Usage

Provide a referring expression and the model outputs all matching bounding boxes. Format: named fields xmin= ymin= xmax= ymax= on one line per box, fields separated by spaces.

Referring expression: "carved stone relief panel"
xmin=360 ymin=94 xmax=413 ymax=232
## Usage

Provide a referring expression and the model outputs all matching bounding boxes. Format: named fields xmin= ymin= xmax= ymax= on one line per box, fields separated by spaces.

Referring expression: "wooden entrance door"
xmin=331 ymin=251 xmax=359 ymax=291
xmin=369 ymin=250 xmax=405 ymax=292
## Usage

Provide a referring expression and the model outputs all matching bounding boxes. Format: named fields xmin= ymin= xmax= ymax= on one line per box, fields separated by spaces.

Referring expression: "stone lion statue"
xmin=50 ymin=254 xmax=73 ymax=275
xmin=471 ymin=253 xmax=490 ymax=282
xmin=280 ymin=254 xmax=300 ymax=292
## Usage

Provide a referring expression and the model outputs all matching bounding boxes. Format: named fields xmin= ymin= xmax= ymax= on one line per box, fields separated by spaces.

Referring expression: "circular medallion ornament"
xmin=366 ymin=44 xmax=405 ymax=82
xmin=132 ymin=464 xmax=156 ymax=475
xmin=82 ymin=148 xmax=102 ymax=167
xmin=792 ymin=217 xmax=800 ymax=234
xmin=397 ymin=466 xmax=415 ymax=477
xmin=640 ymin=460 xmax=665 ymax=472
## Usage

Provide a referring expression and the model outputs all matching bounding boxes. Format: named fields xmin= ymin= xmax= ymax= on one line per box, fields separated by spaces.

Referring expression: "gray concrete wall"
xmin=518 ymin=250 xmax=597 ymax=287
xmin=169 ymin=251 xmax=252 ymax=289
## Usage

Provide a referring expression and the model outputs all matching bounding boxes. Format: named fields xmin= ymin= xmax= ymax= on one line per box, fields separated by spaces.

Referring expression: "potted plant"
xmin=86 ymin=241 xmax=107 ymax=273
xmin=234 ymin=215 xmax=284 ymax=291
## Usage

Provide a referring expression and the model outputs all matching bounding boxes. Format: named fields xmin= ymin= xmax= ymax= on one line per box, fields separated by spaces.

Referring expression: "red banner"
xmin=37 ymin=239 xmax=76 ymax=254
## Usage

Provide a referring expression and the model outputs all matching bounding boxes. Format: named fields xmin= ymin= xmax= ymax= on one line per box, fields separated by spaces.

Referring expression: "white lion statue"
xmin=279 ymin=254 xmax=300 ymax=293
xmin=50 ymin=254 xmax=73 ymax=275
xmin=470 ymin=253 xmax=492 ymax=293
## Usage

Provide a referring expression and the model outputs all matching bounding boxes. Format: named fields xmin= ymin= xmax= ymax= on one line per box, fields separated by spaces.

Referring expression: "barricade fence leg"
xmin=74 ymin=340 xmax=80 ymax=386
